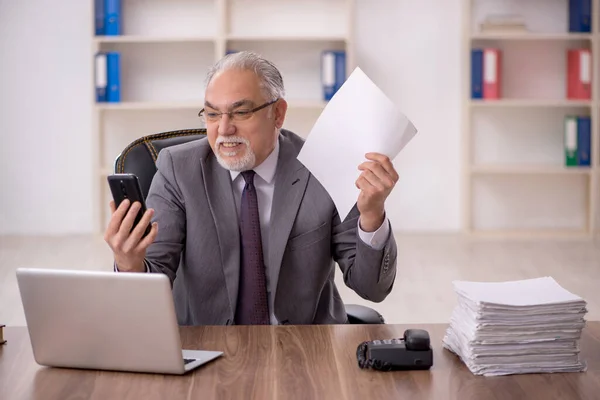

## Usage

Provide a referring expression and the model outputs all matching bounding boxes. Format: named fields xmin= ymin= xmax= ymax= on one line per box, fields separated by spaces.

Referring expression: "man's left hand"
xmin=355 ymin=153 xmax=399 ymax=232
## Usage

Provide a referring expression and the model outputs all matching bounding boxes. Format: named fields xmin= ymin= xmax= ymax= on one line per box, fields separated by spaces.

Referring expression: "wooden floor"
xmin=1 ymin=234 xmax=599 ymax=326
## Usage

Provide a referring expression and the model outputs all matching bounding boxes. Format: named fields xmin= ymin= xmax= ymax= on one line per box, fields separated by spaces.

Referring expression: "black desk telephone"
xmin=356 ymin=329 xmax=433 ymax=371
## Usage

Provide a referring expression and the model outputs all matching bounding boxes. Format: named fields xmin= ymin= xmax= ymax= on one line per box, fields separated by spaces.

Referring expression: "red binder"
xmin=483 ymin=49 xmax=501 ymax=99
xmin=567 ymin=49 xmax=591 ymax=100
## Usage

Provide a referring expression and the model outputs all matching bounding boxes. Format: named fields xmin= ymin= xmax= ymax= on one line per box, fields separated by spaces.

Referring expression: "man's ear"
xmin=273 ymin=99 xmax=288 ymax=129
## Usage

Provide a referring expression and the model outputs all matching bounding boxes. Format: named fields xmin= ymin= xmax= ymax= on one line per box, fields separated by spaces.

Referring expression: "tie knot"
xmin=241 ymin=170 xmax=256 ymax=184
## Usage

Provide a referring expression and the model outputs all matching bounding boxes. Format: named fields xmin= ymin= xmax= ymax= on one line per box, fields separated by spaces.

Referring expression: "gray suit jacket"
xmin=145 ymin=129 xmax=398 ymax=325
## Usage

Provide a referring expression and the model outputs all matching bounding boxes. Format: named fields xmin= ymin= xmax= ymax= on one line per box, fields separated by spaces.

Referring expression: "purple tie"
xmin=235 ymin=170 xmax=270 ymax=325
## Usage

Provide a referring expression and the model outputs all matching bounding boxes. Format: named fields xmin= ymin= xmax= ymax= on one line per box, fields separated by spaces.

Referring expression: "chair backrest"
xmin=114 ymin=129 xmax=207 ymax=199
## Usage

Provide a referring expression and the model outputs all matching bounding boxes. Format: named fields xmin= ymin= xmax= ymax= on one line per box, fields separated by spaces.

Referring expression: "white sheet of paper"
xmin=297 ymin=67 xmax=418 ymax=221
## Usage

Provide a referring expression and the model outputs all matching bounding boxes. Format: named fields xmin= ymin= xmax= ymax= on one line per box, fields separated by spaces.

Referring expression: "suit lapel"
xmin=268 ymin=135 xmax=310 ymax=301
xmin=201 ymin=154 xmax=240 ymax=317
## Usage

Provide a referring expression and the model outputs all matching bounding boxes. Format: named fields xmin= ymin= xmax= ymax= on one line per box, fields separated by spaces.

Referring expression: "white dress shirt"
xmin=230 ymin=139 xmax=390 ymax=324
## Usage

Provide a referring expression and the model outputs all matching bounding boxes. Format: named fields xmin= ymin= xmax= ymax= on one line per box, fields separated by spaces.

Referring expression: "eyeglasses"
xmin=198 ymin=99 xmax=279 ymax=123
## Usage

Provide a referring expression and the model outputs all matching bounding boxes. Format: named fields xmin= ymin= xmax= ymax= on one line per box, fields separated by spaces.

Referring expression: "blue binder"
xmin=321 ymin=51 xmax=336 ymax=101
xmin=569 ymin=0 xmax=591 ymax=33
xmin=105 ymin=0 xmax=121 ymax=36
xmin=577 ymin=116 xmax=591 ymax=166
xmin=471 ymin=49 xmax=483 ymax=99
xmin=321 ymin=50 xmax=346 ymax=101
xmin=95 ymin=0 xmax=105 ymax=35
xmin=106 ymin=52 xmax=121 ymax=103
xmin=95 ymin=53 xmax=107 ymax=102
xmin=334 ymin=50 xmax=346 ymax=93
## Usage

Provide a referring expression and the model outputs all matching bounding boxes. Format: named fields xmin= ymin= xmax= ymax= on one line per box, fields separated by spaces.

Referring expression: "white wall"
xmin=0 ymin=0 xmax=462 ymax=235
xmin=355 ymin=0 xmax=462 ymax=231
xmin=0 ymin=0 xmax=93 ymax=235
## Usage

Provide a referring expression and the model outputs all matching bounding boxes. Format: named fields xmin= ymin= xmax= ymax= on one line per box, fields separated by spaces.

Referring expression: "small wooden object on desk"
xmin=0 ymin=324 xmax=6 ymax=344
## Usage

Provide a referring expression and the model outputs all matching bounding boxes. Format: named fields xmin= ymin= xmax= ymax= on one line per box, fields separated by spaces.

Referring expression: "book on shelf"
xmin=95 ymin=52 xmax=121 ymax=103
xmin=94 ymin=0 xmax=104 ymax=35
xmin=321 ymin=50 xmax=346 ymax=101
xmin=479 ymin=14 xmax=528 ymax=34
xmin=95 ymin=0 xmax=121 ymax=36
xmin=95 ymin=53 xmax=107 ymax=102
xmin=567 ymin=49 xmax=591 ymax=100
xmin=471 ymin=48 xmax=501 ymax=99
xmin=564 ymin=115 xmax=591 ymax=167
xmin=569 ymin=0 xmax=591 ymax=33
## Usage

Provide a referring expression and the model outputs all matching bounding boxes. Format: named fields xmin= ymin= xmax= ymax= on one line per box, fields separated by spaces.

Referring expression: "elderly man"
xmin=104 ymin=51 xmax=399 ymax=325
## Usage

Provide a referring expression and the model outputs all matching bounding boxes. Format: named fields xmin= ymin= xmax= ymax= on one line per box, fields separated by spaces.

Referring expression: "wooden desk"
xmin=1 ymin=323 xmax=599 ymax=400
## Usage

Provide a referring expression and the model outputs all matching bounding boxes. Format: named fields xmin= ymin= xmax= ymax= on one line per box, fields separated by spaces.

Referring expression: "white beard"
xmin=214 ymin=136 xmax=256 ymax=171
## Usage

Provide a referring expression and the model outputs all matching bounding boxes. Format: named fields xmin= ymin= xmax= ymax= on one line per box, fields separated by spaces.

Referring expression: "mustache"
xmin=216 ymin=136 xmax=250 ymax=146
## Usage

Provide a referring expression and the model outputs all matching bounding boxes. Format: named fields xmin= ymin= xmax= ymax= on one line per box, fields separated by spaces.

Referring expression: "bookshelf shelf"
xmin=95 ymin=99 xmax=327 ymax=111
xmin=470 ymin=228 xmax=591 ymax=240
xmin=471 ymin=33 xmax=593 ymax=41
xmin=225 ymin=34 xmax=348 ymax=42
xmin=471 ymin=165 xmax=593 ymax=175
xmin=96 ymin=101 xmax=205 ymax=111
xmin=470 ymin=99 xmax=594 ymax=108
xmin=463 ymin=0 xmax=599 ymax=239
xmin=91 ymin=0 xmax=355 ymax=232
xmin=94 ymin=35 xmax=216 ymax=44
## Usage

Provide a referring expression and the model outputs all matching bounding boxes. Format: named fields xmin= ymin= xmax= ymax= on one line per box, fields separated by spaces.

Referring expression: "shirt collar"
xmin=229 ymin=138 xmax=279 ymax=184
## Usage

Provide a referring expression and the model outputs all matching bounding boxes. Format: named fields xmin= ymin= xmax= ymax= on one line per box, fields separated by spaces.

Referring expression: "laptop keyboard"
xmin=183 ymin=358 xmax=196 ymax=365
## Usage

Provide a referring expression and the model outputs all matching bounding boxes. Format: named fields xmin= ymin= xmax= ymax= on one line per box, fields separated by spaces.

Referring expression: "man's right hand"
xmin=104 ymin=199 xmax=158 ymax=273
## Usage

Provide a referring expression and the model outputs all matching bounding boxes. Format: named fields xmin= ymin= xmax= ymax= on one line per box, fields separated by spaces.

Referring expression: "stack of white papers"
xmin=442 ymin=277 xmax=588 ymax=376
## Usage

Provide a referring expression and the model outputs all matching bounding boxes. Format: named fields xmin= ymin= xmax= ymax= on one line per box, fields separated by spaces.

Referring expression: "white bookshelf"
xmin=91 ymin=0 xmax=355 ymax=232
xmin=462 ymin=0 xmax=600 ymax=238
xmin=471 ymin=165 xmax=593 ymax=175
xmin=470 ymin=99 xmax=594 ymax=108
xmin=225 ymin=35 xmax=349 ymax=41
xmin=94 ymin=36 xmax=216 ymax=43
xmin=95 ymin=99 xmax=327 ymax=111
xmin=470 ymin=33 xmax=593 ymax=41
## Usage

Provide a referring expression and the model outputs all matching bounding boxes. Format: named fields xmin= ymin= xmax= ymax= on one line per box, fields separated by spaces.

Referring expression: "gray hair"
xmin=205 ymin=51 xmax=286 ymax=101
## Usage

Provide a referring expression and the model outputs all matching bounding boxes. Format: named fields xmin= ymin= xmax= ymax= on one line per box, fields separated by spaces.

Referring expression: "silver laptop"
xmin=16 ymin=268 xmax=223 ymax=375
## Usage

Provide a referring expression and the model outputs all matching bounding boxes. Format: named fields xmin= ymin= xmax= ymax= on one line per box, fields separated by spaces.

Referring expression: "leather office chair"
xmin=114 ymin=129 xmax=385 ymax=325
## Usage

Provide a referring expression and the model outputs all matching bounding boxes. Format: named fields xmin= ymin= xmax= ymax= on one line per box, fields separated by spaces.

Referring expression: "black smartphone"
xmin=107 ymin=173 xmax=152 ymax=237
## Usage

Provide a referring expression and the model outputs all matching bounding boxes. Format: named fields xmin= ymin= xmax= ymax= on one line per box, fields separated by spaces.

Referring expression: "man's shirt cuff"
xmin=357 ymin=216 xmax=390 ymax=250
xmin=114 ymin=260 xmax=150 ymax=272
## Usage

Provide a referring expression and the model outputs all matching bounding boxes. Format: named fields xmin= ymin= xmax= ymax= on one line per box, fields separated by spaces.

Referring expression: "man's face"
xmin=203 ymin=69 xmax=287 ymax=171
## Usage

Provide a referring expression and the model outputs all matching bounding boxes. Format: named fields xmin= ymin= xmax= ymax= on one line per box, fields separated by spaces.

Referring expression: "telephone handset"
xmin=356 ymin=329 xmax=433 ymax=371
